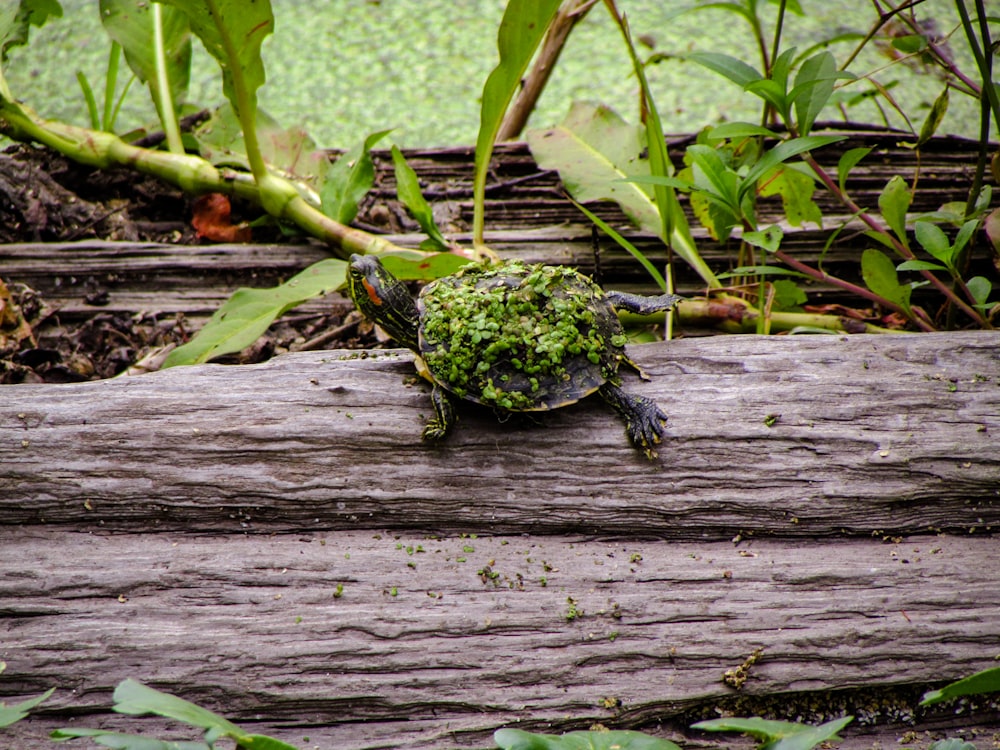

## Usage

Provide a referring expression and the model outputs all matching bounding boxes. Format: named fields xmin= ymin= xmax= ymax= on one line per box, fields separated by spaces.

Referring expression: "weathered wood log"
xmin=2 ymin=332 xmax=998 ymax=536
xmin=2 ymin=530 xmax=998 ymax=749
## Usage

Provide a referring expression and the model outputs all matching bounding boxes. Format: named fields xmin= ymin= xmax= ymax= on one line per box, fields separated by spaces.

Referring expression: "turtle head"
xmin=346 ymin=254 xmax=420 ymax=351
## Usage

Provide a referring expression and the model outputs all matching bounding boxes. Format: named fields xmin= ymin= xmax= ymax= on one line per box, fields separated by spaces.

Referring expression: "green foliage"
xmin=162 ymin=259 xmax=346 ymax=367
xmin=390 ymin=144 xmax=454 ymax=252
xmin=52 ymin=679 xmax=300 ymax=749
xmin=320 ymin=129 xmax=392 ymax=225
xmin=495 ymin=728 xmax=680 ymax=750
xmin=861 ymin=248 xmax=913 ymax=317
xmin=472 ymin=0 xmax=561 ymax=247
xmin=921 ymin=666 xmax=1000 ymax=706
xmin=692 ymin=715 xmax=853 ymax=750
xmin=0 ymin=662 xmax=54 ymax=729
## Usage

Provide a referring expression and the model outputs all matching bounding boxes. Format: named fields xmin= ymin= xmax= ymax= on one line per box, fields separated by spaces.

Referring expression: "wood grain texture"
xmin=2 ymin=332 xmax=998 ymax=536
xmin=2 ymin=530 xmax=998 ymax=749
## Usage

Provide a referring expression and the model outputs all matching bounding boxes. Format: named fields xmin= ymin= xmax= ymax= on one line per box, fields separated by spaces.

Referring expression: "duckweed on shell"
xmin=417 ymin=261 xmax=627 ymax=411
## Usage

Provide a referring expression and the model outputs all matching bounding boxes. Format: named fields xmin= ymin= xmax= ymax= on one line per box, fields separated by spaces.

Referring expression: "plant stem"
xmin=151 ymin=4 xmax=184 ymax=154
xmin=0 ymin=100 xmax=411 ymax=259
xmin=801 ymin=153 xmax=989 ymax=327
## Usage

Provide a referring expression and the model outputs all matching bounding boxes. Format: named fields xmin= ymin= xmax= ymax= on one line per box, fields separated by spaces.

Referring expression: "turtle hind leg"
xmin=605 ymin=290 xmax=684 ymax=316
xmin=422 ymin=384 xmax=458 ymax=442
xmin=599 ymin=382 xmax=667 ymax=460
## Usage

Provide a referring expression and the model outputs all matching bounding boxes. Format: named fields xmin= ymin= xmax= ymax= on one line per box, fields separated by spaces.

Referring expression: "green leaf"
xmin=391 ymin=144 xmax=452 ymax=252
xmin=155 ymin=0 xmax=272 ymax=122
xmin=50 ymin=727 xmax=210 ymax=749
xmin=878 ymin=175 xmax=911 ymax=250
xmin=99 ymin=0 xmax=192 ymax=112
xmin=495 ymin=727 xmax=681 ymax=750
xmin=319 ymin=129 xmax=392 ymax=225
xmin=472 ymin=0 xmax=561 ymax=246
xmin=916 ymin=86 xmax=949 ymax=146
xmin=709 ymin=122 xmax=778 ymax=140
xmin=162 ymin=259 xmax=346 ymax=367
xmin=380 ymin=251 xmax=472 ymax=282
xmin=862 ymin=248 xmax=911 ymax=314
xmin=687 ymin=143 xmax=741 ymax=214
xmin=914 ymin=220 xmax=954 ymax=267
xmin=772 ymin=278 xmax=807 ymax=310
xmin=967 ymin=276 xmax=993 ymax=309
xmin=527 ymin=102 xmax=660 ymax=234
xmin=692 ymin=716 xmax=853 ymax=750
xmin=758 ymin=166 xmax=822 ymax=227
xmin=921 ymin=666 xmax=1000 ymax=706
xmin=111 ymin=680 xmax=245 ymax=738
xmin=739 ymin=135 xmax=844 ymax=202
xmin=716 ymin=265 xmax=814 ymax=281
xmin=951 ymin=218 xmax=979 ymax=257
xmin=572 ymin=200 xmax=667 ymax=291
xmin=687 ymin=51 xmax=761 ymax=88
xmin=837 ymin=146 xmax=872 ymax=193
xmin=0 ymin=687 xmax=55 ymax=728
xmin=791 ymin=51 xmax=839 ymax=137
xmin=0 ymin=0 xmax=62 ymax=63
xmin=743 ymin=225 xmax=783 ymax=253
xmin=891 ymin=34 xmax=928 ymax=54
xmin=896 ymin=259 xmax=948 ymax=272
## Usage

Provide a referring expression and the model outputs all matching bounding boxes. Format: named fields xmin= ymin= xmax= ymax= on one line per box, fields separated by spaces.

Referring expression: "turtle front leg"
xmin=422 ymin=384 xmax=458 ymax=442
xmin=599 ymin=382 xmax=667 ymax=460
xmin=605 ymin=290 xmax=684 ymax=316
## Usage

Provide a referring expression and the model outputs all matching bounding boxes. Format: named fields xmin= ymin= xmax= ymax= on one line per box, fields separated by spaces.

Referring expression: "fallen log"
xmin=2 ymin=530 xmax=998 ymax=749
xmin=1 ymin=332 xmax=997 ymax=536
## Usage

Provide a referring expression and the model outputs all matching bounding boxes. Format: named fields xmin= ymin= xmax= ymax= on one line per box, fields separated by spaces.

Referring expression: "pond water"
xmin=8 ymin=1 xmax=980 ymax=149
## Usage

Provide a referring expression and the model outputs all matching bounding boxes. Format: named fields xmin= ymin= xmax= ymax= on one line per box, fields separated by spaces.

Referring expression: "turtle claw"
xmin=600 ymin=383 xmax=667 ymax=460
xmin=422 ymin=384 xmax=457 ymax=443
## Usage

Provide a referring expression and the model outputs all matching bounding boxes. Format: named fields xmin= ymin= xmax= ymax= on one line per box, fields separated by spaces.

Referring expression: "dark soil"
xmin=0 ymin=144 xmax=372 ymax=384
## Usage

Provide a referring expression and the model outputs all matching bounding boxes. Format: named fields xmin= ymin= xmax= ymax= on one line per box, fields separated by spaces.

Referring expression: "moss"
xmin=418 ymin=261 xmax=624 ymax=411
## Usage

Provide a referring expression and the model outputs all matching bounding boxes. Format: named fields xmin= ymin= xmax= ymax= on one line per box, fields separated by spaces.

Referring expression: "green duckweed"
xmin=418 ymin=261 xmax=626 ymax=410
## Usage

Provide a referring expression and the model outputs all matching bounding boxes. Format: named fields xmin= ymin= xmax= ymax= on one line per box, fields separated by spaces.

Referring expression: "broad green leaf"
xmin=984 ymin=207 xmax=1000 ymax=253
xmin=162 ymin=259 xmax=346 ymax=367
xmin=758 ymin=166 xmax=822 ymax=227
xmin=921 ymin=666 xmax=1000 ymax=706
xmin=744 ymin=78 xmax=790 ymax=118
xmin=472 ymin=0 xmax=560 ymax=246
xmin=495 ymin=727 xmax=681 ymax=750
xmin=878 ymin=175 xmax=911 ymax=250
xmin=837 ymin=146 xmax=872 ymax=193
xmin=319 ymin=129 xmax=392 ymax=225
xmin=687 ymin=144 xmax=741 ymax=213
xmin=862 ymin=248 xmax=911 ymax=314
xmin=391 ymin=144 xmax=452 ymax=252
xmin=791 ymin=51 xmax=839 ymax=136
xmin=709 ymin=122 xmax=778 ymax=140
xmin=687 ymin=51 xmax=761 ymax=88
xmin=772 ymin=278 xmax=807 ymax=310
xmin=99 ymin=0 xmax=191 ymax=114
xmin=50 ymin=727 xmax=210 ymax=749
xmin=381 ymin=251 xmax=472 ymax=281
xmin=914 ymin=220 xmax=953 ymax=267
xmin=156 ymin=0 xmax=272 ymax=122
xmin=739 ymin=135 xmax=845 ymax=202
xmin=527 ymin=102 xmax=659 ymax=233
xmin=111 ymin=680 xmax=246 ymax=738
xmin=0 ymin=686 xmax=55 ymax=727
xmin=967 ymin=276 xmax=993 ymax=309
xmin=692 ymin=716 xmax=853 ymax=750
xmin=743 ymin=225 xmax=783 ymax=253
xmin=0 ymin=0 xmax=62 ymax=62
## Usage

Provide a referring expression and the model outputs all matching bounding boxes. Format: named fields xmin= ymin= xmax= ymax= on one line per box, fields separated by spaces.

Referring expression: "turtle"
xmin=345 ymin=254 xmax=683 ymax=459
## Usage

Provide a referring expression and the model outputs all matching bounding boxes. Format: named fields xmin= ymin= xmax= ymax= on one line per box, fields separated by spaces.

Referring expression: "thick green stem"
xmin=0 ymin=99 xmax=413 ymax=260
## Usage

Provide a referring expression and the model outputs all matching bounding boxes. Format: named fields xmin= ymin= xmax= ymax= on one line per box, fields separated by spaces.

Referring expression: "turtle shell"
xmin=416 ymin=260 xmax=627 ymax=411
